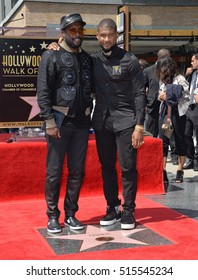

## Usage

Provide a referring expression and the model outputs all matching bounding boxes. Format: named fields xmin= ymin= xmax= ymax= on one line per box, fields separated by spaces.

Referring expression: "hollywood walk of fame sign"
xmin=0 ymin=37 xmax=53 ymax=128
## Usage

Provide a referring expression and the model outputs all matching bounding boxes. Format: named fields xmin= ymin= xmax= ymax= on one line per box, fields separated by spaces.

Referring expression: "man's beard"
xmin=65 ymin=36 xmax=83 ymax=49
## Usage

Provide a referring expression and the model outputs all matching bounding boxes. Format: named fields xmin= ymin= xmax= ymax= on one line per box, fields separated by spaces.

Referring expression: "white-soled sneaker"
xmin=100 ymin=206 xmax=121 ymax=226
xmin=64 ymin=216 xmax=84 ymax=230
xmin=47 ymin=218 xmax=62 ymax=234
xmin=121 ymin=211 xmax=136 ymax=230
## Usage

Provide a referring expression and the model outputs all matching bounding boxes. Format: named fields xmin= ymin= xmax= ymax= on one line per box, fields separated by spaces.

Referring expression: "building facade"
xmin=1 ymin=0 xmax=198 ymax=64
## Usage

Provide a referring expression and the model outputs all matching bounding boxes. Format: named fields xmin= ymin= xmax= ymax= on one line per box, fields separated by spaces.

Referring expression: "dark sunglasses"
xmin=68 ymin=27 xmax=85 ymax=36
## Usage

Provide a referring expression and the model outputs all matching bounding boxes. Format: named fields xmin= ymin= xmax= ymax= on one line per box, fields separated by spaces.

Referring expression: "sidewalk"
xmin=146 ymin=156 xmax=198 ymax=221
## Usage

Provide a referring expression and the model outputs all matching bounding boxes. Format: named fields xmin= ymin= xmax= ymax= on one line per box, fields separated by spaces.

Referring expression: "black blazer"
xmin=144 ymin=63 xmax=160 ymax=116
xmin=91 ymin=47 xmax=146 ymax=132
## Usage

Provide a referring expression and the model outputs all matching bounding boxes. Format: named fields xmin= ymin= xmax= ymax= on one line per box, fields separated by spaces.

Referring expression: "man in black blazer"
xmin=92 ymin=18 xmax=146 ymax=230
xmin=184 ymin=53 xmax=198 ymax=171
xmin=144 ymin=49 xmax=170 ymax=137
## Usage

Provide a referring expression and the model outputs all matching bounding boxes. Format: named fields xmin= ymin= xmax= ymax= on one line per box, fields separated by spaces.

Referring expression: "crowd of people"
xmin=142 ymin=50 xmax=198 ymax=190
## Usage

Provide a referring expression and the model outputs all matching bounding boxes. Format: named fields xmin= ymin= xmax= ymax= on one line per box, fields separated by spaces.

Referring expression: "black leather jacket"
xmin=37 ymin=46 xmax=93 ymax=128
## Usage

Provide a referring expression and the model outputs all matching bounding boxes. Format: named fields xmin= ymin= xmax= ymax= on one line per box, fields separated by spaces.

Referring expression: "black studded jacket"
xmin=37 ymin=45 xmax=93 ymax=128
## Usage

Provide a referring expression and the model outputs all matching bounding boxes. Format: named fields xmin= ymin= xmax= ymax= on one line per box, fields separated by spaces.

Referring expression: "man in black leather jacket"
xmin=92 ymin=18 xmax=146 ymax=230
xmin=37 ymin=13 xmax=93 ymax=233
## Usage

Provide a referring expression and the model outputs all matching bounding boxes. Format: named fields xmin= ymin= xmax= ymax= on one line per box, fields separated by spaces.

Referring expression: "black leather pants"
xmin=45 ymin=125 xmax=89 ymax=218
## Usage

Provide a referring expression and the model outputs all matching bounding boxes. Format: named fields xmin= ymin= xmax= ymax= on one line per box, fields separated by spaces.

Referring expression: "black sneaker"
xmin=64 ymin=216 xmax=84 ymax=230
xmin=183 ymin=160 xmax=194 ymax=170
xmin=47 ymin=218 xmax=62 ymax=234
xmin=100 ymin=206 xmax=121 ymax=226
xmin=121 ymin=210 xmax=136 ymax=230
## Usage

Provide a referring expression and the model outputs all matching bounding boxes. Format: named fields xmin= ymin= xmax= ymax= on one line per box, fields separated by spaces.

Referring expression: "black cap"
xmin=60 ymin=13 xmax=86 ymax=30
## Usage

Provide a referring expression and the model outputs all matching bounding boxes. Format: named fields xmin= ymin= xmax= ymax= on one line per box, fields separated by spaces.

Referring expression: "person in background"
xmin=185 ymin=66 xmax=194 ymax=84
xmin=183 ymin=65 xmax=195 ymax=169
xmin=37 ymin=13 xmax=93 ymax=234
xmin=184 ymin=53 xmax=198 ymax=171
xmin=139 ymin=58 xmax=150 ymax=70
xmin=91 ymin=18 xmax=146 ymax=230
xmin=156 ymin=56 xmax=190 ymax=185
xmin=144 ymin=49 xmax=170 ymax=138
xmin=144 ymin=49 xmax=179 ymax=171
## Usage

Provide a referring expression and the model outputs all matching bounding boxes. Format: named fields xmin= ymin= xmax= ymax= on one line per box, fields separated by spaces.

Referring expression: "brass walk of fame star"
xmin=47 ymin=225 xmax=148 ymax=252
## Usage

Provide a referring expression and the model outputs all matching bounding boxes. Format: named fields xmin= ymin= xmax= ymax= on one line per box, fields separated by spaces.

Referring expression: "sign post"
xmin=117 ymin=5 xmax=130 ymax=51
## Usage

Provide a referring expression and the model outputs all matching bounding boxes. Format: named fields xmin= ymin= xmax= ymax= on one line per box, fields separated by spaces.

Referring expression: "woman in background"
xmin=156 ymin=56 xmax=190 ymax=184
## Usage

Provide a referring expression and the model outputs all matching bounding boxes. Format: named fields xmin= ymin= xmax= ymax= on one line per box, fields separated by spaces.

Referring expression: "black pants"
xmin=95 ymin=120 xmax=137 ymax=212
xmin=145 ymin=111 xmax=159 ymax=138
xmin=185 ymin=105 xmax=198 ymax=161
xmin=171 ymin=108 xmax=187 ymax=156
xmin=45 ymin=125 xmax=89 ymax=219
